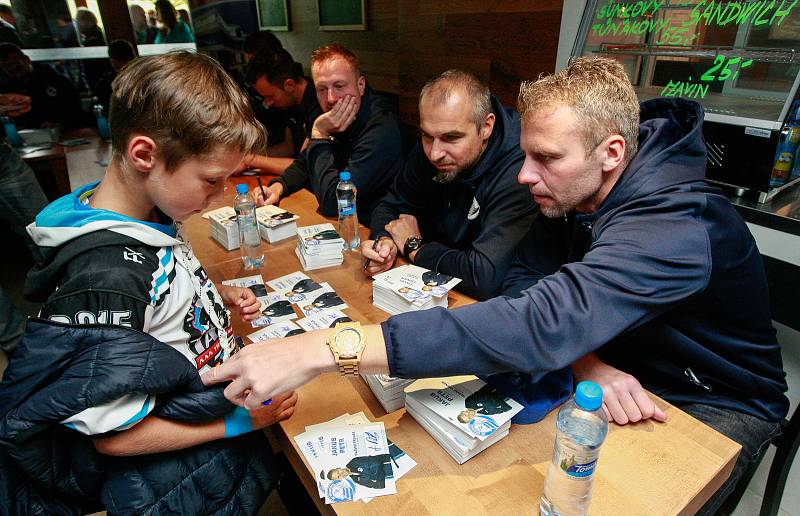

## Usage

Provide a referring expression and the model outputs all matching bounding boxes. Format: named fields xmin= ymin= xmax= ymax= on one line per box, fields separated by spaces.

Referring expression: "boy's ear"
xmin=126 ymin=135 xmax=158 ymax=173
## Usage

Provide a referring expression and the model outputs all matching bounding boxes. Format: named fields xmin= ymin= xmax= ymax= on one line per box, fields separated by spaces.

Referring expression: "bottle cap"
xmin=574 ymin=381 xmax=603 ymax=411
xmin=235 ymin=184 xmax=248 ymax=195
xmin=339 ymin=170 xmax=351 ymax=181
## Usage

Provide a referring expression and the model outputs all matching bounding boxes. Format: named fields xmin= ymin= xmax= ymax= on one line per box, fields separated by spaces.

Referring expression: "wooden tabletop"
xmin=189 ymin=178 xmax=741 ymax=516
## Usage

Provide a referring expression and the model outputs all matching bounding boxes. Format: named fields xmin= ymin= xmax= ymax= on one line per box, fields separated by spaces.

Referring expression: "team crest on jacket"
xmin=467 ymin=197 xmax=481 ymax=220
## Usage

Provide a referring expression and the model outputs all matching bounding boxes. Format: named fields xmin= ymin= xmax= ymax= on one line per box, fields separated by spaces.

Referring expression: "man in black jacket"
xmin=243 ymin=48 xmax=321 ymax=173
xmin=257 ymin=43 xmax=403 ymax=226
xmin=361 ymin=70 xmax=536 ymax=299
xmin=0 ymin=43 xmax=90 ymax=130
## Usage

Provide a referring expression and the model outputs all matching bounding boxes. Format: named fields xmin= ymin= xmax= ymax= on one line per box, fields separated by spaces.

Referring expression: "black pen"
xmin=363 ymin=238 xmax=379 ymax=270
xmin=255 ymin=174 xmax=267 ymax=200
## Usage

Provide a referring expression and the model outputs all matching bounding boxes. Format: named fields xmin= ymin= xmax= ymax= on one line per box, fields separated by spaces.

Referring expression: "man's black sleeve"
xmin=270 ymin=154 xmax=309 ymax=196
xmin=306 ymin=112 xmax=403 ymax=217
xmin=414 ymin=175 xmax=537 ymax=300
xmin=368 ymin=146 xmax=429 ymax=240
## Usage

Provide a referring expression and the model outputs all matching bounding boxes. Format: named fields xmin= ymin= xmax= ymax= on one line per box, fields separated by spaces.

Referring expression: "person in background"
xmin=75 ymin=8 xmax=112 ymax=95
xmin=239 ymin=33 xmax=297 ymax=161
xmin=0 ymin=5 xmax=20 ymax=46
xmin=154 ymin=0 xmax=195 ymax=44
xmin=0 ymin=93 xmax=48 ymax=355
xmin=243 ymin=30 xmax=282 ymax=62
xmin=75 ymin=8 xmax=105 ymax=46
xmin=93 ymin=39 xmax=136 ymax=112
xmin=178 ymin=9 xmax=193 ymax=32
xmin=130 ymin=4 xmax=158 ymax=44
xmin=362 ymin=70 xmax=537 ymax=300
xmin=243 ymin=48 xmax=321 ymax=171
xmin=257 ymin=43 xmax=404 ymax=226
xmin=54 ymin=13 xmax=79 ymax=48
xmin=204 ymin=57 xmax=789 ymax=516
xmin=0 ymin=43 xmax=89 ymax=130
xmin=0 ymin=5 xmax=15 ymax=27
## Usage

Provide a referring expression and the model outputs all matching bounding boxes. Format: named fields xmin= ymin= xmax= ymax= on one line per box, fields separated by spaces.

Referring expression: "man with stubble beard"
xmin=361 ymin=70 xmax=536 ymax=300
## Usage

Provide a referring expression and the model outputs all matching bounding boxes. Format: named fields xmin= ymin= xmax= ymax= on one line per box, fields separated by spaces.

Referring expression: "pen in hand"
xmin=363 ymin=238 xmax=380 ymax=271
xmin=255 ymin=175 xmax=267 ymax=201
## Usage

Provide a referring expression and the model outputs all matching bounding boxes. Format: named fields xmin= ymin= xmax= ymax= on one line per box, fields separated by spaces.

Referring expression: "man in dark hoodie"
xmin=256 ymin=43 xmax=403 ymax=226
xmin=361 ymin=70 xmax=536 ymax=300
xmin=205 ymin=57 xmax=788 ymax=515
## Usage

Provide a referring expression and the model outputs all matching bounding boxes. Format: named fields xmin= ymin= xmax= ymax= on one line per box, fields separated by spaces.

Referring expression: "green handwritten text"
xmin=661 ymin=79 xmax=710 ymax=99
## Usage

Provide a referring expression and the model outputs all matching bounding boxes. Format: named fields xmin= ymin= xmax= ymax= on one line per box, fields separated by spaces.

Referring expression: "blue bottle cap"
xmin=235 ymin=184 xmax=248 ymax=194
xmin=339 ymin=170 xmax=351 ymax=181
xmin=575 ymin=381 xmax=603 ymax=411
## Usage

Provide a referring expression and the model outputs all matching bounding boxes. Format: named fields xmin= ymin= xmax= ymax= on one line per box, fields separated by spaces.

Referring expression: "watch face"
xmin=335 ymin=327 xmax=361 ymax=357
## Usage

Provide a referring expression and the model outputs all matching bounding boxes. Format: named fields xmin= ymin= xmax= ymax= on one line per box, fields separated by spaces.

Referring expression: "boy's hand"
xmin=571 ymin=352 xmax=667 ymax=425
xmin=219 ymin=285 xmax=262 ymax=321
xmin=256 ymin=183 xmax=283 ymax=206
xmin=248 ymin=391 xmax=298 ymax=429
xmin=361 ymin=237 xmax=397 ymax=276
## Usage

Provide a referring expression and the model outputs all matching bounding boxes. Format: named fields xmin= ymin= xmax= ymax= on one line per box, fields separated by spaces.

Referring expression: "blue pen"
xmin=262 ymin=399 xmax=272 ymax=406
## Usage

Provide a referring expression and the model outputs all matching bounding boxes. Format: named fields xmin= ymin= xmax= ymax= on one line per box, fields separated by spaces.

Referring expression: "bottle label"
xmin=560 ymin=457 xmax=597 ymax=478
xmin=338 ymin=200 xmax=355 ymax=216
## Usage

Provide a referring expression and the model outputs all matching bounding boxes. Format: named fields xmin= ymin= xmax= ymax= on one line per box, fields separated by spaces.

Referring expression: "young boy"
xmin=0 ymin=52 xmax=297 ymax=514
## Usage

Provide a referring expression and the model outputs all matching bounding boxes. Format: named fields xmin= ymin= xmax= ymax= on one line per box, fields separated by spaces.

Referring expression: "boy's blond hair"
xmin=517 ymin=56 xmax=640 ymax=166
xmin=110 ymin=51 xmax=266 ymax=171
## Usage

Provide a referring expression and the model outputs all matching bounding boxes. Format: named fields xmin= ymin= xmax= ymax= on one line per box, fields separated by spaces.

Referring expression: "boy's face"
xmin=145 ymin=146 xmax=244 ymax=222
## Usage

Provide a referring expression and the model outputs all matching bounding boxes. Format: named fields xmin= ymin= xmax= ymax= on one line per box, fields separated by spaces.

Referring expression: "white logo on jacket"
xmin=467 ymin=198 xmax=481 ymax=220
xmin=123 ymin=247 xmax=144 ymax=264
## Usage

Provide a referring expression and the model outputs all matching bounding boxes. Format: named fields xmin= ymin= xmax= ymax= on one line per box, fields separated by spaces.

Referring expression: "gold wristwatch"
xmin=327 ymin=322 xmax=365 ymax=376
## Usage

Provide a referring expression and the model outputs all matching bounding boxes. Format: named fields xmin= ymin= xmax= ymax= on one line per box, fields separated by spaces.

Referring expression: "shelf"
xmin=596 ymin=44 xmax=800 ymax=64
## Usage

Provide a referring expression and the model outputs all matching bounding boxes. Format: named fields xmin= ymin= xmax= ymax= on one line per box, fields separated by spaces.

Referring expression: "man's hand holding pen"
xmin=360 ymin=236 xmax=398 ymax=276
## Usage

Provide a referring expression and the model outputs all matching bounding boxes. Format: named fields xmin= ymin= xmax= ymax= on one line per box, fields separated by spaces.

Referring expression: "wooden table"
xmin=190 ymin=179 xmax=741 ymax=516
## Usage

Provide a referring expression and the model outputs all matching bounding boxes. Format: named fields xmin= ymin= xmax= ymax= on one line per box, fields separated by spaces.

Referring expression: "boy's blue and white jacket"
xmin=0 ymin=183 xmax=274 ymax=515
xmin=25 ymin=182 xmax=235 ymax=434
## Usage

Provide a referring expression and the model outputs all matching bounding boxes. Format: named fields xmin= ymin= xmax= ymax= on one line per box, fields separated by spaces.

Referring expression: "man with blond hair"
xmin=258 ymin=43 xmax=403 ymax=225
xmin=205 ymin=57 xmax=788 ymax=515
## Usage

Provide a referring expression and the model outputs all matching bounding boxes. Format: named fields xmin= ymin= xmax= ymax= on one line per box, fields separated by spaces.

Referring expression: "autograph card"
xmin=316 ymin=423 xmax=396 ymax=503
xmin=250 ymin=292 xmax=297 ymax=327
xmin=296 ymin=309 xmax=352 ymax=331
xmin=298 ymin=283 xmax=347 ymax=316
xmin=247 ymin=321 xmax=304 ymax=342
xmin=266 ymin=271 xmax=325 ymax=303
xmin=222 ymin=274 xmax=269 ymax=300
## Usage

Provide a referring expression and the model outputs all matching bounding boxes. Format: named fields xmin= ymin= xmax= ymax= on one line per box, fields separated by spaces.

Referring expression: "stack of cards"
xmin=361 ymin=374 xmax=414 ymax=413
xmin=205 ymin=206 xmax=239 ymax=250
xmin=403 ymin=376 xmax=523 ymax=464
xmin=294 ymin=412 xmax=416 ymax=504
xmin=256 ymin=205 xmax=299 ymax=243
xmin=372 ymin=265 xmax=461 ymax=315
xmin=295 ymin=223 xmax=345 ymax=271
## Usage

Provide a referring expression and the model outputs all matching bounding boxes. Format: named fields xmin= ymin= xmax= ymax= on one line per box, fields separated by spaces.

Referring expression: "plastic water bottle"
xmin=93 ymin=97 xmax=110 ymax=140
xmin=2 ymin=115 xmax=22 ymax=146
xmin=540 ymin=381 xmax=608 ymax=516
xmin=336 ymin=170 xmax=360 ymax=251
xmin=233 ymin=184 xmax=264 ymax=270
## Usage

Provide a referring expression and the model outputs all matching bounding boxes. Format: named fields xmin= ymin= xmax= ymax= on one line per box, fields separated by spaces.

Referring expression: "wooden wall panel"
xmin=273 ymin=0 xmax=563 ymax=124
